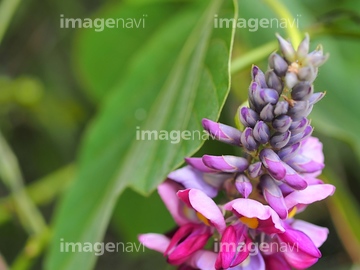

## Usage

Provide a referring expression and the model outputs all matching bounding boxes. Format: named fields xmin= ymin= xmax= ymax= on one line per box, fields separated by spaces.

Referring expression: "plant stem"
xmin=0 ymin=131 xmax=47 ymax=235
xmin=11 ymin=229 xmax=51 ymax=270
xmin=263 ymin=0 xmax=302 ymax=48
xmin=0 ymin=164 xmax=75 ymax=225
xmin=0 ymin=0 xmax=22 ymax=44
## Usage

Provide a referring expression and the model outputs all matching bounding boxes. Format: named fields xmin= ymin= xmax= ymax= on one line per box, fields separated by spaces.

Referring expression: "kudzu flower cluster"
xmin=139 ymin=34 xmax=335 ymax=270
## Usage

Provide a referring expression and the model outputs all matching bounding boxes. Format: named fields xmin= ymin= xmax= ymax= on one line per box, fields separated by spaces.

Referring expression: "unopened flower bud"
xmin=260 ymin=103 xmax=275 ymax=122
xmin=270 ymin=131 xmax=291 ymax=149
xmin=269 ymin=53 xmax=288 ymax=77
xmin=291 ymin=82 xmax=314 ymax=101
xmin=266 ymin=70 xmax=283 ymax=95
xmin=272 ymin=115 xmax=292 ymax=133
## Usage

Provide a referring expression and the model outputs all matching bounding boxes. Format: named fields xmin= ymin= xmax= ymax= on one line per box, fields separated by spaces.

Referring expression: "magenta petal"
xmin=263 ymin=253 xmax=291 ymax=270
xmin=167 ymin=224 xmax=212 ymax=265
xmin=291 ymin=220 xmax=329 ymax=248
xmin=260 ymin=149 xmax=286 ymax=180
xmin=282 ymin=163 xmax=308 ymax=190
xmin=278 ymin=227 xmax=321 ymax=268
xmin=284 ymin=184 xmax=335 ymax=209
xmin=202 ymin=155 xmax=249 ymax=173
xmin=158 ymin=180 xmax=190 ymax=225
xmin=215 ymin=225 xmax=250 ymax=269
xmin=215 ymin=226 xmax=237 ymax=269
xmin=185 ymin=157 xmax=218 ymax=173
xmin=177 ymin=189 xmax=226 ymax=233
xmin=138 ymin=233 xmax=170 ymax=253
xmin=168 ymin=166 xmax=218 ymax=198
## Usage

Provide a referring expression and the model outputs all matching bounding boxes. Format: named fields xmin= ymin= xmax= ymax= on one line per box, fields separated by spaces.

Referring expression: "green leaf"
xmin=74 ymin=2 xmax=188 ymax=101
xmin=46 ymin=1 xmax=237 ymax=269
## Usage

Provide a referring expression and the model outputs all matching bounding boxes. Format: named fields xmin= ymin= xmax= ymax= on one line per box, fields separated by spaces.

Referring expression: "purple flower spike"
xmin=260 ymin=148 xmax=286 ymax=180
xmin=269 ymin=53 xmax=288 ymax=77
xmin=202 ymin=118 xmax=242 ymax=146
xmin=272 ymin=115 xmax=292 ymax=133
xmin=248 ymin=161 xmax=263 ymax=178
xmin=260 ymin=174 xmax=288 ymax=219
xmin=240 ymin=127 xmax=259 ymax=152
xmin=239 ymin=107 xmax=259 ymax=127
xmin=291 ymin=82 xmax=314 ymax=101
xmin=253 ymin=121 xmax=270 ymax=144
xmin=270 ymin=131 xmax=291 ymax=149
xmin=276 ymin=33 xmax=296 ymax=62
xmin=266 ymin=70 xmax=283 ymax=94
xmin=274 ymin=101 xmax=289 ymax=116
xmin=260 ymin=103 xmax=275 ymax=122
xmin=235 ymin=174 xmax=252 ymax=198
xmin=251 ymin=65 xmax=267 ymax=88
xmin=202 ymin=155 xmax=249 ymax=173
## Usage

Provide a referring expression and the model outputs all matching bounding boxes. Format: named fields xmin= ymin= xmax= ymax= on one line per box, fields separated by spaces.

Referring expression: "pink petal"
xmin=185 ymin=157 xmax=218 ymax=173
xmin=168 ymin=166 xmax=218 ymax=198
xmin=284 ymin=184 xmax=335 ymax=209
xmin=138 ymin=233 xmax=170 ymax=253
xmin=277 ymin=227 xmax=321 ymax=268
xmin=177 ymin=189 xmax=226 ymax=233
xmin=224 ymin=199 xmax=285 ymax=233
xmin=158 ymin=180 xmax=190 ymax=225
xmin=291 ymin=220 xmax=329 ymax=248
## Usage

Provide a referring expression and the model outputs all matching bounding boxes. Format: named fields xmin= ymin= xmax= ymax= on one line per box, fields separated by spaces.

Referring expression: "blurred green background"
xmin=0 ymin=0 xmax=360 ymax=269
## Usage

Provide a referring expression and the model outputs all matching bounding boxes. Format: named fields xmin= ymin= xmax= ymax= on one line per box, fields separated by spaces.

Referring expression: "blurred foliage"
xmin=0 ymin=0 xmax=359 ymax=269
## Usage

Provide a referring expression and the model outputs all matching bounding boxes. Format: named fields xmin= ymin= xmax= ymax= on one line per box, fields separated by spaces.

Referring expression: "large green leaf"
xmin=46 ymin=0 xmax=237 ymax=269
xmin=74 ymin=2 xmax=187 ymax=101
